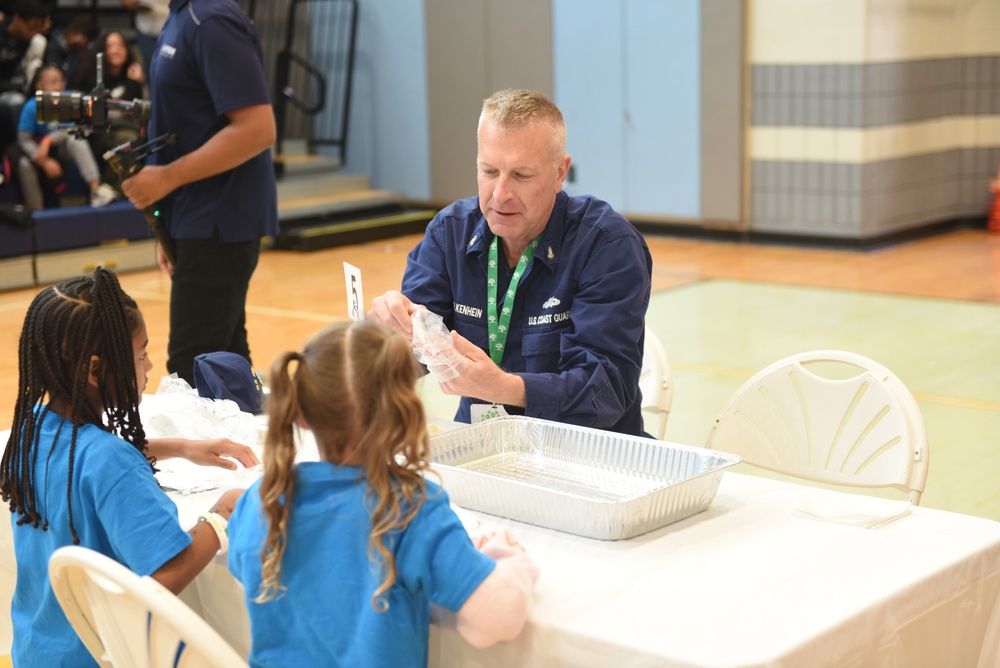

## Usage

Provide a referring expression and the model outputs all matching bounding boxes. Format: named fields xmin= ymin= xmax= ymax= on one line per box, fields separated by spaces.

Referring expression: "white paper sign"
xmin=343 ymin=262 xmax=364 ymax=322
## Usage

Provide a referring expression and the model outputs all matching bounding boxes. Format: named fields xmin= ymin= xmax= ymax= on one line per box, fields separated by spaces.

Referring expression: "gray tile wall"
xmin=751 ymin=149 xmax=1000 ymax=237
xmin=751 ymin=57 xmax=1000 ymax=127
xmin=752 ymin=161 xmax=864 ymax=236
xmin=750 ymin=56 xmax=1000 ymax=238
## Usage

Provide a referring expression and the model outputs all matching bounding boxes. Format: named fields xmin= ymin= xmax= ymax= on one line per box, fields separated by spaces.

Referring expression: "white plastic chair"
xmin=48 ymin=546 xmax=247 ymax=668
xmin=415 ymin=371 xmax=461 ymax=421
xmin=640 ymin=327 xmax=673 ymax=440
xmin=705 ymin=350 xmax=928 ymax=504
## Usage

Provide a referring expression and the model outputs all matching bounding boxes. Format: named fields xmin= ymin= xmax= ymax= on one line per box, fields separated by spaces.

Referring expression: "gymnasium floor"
xmin=647 ymin=278 xmax=1000 ymax=521
xmin=0 ymin=228 xmax=998 ymax=521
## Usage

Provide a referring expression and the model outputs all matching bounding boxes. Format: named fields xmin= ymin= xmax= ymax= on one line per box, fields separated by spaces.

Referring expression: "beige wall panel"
xmin=424 ymin=0 xmax=553 ymax=203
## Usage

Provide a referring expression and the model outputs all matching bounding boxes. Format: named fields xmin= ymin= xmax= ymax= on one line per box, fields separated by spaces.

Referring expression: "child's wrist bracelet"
xmin=198 ymin=511 xmax=229 ymax=554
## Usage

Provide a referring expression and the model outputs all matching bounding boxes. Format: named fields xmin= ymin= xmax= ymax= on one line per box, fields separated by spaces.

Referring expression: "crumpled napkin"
xmin=141 ymin=376 xmax=259 ymax=445
xmin=795 ymin=491 xmax=912 ymax=528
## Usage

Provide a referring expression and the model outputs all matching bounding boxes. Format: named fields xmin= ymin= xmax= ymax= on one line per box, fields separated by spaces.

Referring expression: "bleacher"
xmin=0 ymin=1 xmax=155 ymax=290
xmin=0 ymin=198 xmax=154 ymax=290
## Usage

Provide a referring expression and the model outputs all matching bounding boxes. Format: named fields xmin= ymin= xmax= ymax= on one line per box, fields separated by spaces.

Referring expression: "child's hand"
xmin=182 ymin=438 xmax=260 ymax=469
xmin=146 ymin=437 xmax=260 ymax=469
xmin=990 ymin=179 xmax=1000 ymax=194
xmin=127 ymin=61 xmax=144 ymax=84
xmin=455 ymin=526 xmax=540 ymax=648
xmin=40 ymin=157 xmax=62 ymax=180
xmin=472 ymin=528 xmax=526 ymax=553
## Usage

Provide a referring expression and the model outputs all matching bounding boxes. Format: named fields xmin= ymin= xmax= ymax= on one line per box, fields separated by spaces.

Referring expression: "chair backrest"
xmin=48 ymin=546 xmax=247 ymax=668
xmin=705 ymin=350 xmax=928 ymax=504
xmin=639 ymin=327 xmax=673 ymax=440
xmin=414 ymin=372 xmax=461 ymax=421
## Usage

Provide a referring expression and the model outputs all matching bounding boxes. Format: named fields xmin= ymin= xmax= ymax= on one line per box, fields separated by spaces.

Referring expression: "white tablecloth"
xmin=3 ymin=426 xmax=1000 ymax=667
xmin=167 ymin=471 xmax=1000 ymax=668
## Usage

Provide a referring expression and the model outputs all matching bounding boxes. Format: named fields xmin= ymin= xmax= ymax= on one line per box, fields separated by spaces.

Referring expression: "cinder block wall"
xmin=748 ymin=0 xmax=1000 ymax=239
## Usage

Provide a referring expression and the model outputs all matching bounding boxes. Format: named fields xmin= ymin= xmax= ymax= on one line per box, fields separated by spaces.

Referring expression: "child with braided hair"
xmin=227 ymin=320 xmax=539 ymax=667
xmin=0 ymin=266 xmax=257 ymax=668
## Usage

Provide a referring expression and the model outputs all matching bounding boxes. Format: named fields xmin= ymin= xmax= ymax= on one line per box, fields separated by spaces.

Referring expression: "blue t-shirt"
xmin=228 ymin=462 xmax=496 ymax=668
xmin=150 ymin=0 xmax=278 ymax=242
xmin=10 ymin=408 xmax=192 ymax=668
xmin=402 ymin=191 xmax=653 ymax=435
xmin=17 ymin=97 xmax=49 ymax=139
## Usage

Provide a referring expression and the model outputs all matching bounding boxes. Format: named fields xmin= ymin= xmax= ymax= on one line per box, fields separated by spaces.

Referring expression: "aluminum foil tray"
xmin=429 ymin=416 xmax=741 ymax=540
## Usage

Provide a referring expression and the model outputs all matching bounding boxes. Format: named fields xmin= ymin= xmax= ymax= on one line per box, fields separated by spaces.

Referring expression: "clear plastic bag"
xmin=411 ymin=309 xmax=464 ymax=381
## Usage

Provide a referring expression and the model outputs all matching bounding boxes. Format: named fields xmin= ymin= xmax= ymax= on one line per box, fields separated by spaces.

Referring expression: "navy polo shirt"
xmin=149 ymin=0 xmax=278 ymax=242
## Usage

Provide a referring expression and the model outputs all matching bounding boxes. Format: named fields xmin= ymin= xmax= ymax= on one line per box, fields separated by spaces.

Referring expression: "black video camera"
xmin=35 ymin=53 xmax=151 ymax=138
xmin=35 ymin=88 xmax=151 ymax=139
xmin=33 ymin=54 xmax=178 ymax=265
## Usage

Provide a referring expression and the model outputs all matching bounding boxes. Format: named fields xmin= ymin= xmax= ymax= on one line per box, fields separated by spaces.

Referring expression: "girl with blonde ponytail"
xmin=227 ymin=320 xmax=538 ymax=667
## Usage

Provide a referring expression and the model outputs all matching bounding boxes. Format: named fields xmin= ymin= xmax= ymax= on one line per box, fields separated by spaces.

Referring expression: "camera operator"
xmin=121 ymin=0 xmax=277 ymax=387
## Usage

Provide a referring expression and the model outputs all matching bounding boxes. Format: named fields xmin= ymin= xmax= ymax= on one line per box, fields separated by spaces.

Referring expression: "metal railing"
xmin=239 ymin=0 xmax=358 ymax=168
xmin=68 ymin=0 xmax=359 ymax=170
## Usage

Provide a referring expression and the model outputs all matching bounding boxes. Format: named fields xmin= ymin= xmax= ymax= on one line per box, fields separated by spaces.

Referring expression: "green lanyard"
xmin=487 ymin=234 xmax=541 ymax=366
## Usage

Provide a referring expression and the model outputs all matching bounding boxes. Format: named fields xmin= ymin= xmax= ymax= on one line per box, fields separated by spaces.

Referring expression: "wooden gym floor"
xmin=0 ymin=228 xmax=997 ymax=519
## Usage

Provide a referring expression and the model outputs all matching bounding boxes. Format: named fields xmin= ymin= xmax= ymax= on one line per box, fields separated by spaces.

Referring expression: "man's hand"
xmin=124 ymin=103 xmax=275 ymax=211
xmin=122 ymin=165 xmax=176 ymax=210
xmin=438 ymin=331 xmax=527 ymax=408
xmin=368 ymin=290 xmax=421 ymax=339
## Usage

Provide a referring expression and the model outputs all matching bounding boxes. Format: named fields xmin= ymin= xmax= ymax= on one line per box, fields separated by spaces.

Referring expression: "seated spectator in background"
xmin=121 ymin=0 xmax=168 ymax=85
xmin=72 ymin=29 xmax=144 ymax=99
xmin=0 ymin=0 xmax=48 ymax=151
xmin=13 ymin=65 xmax=116 ymax=209
xmin=43 ymin=14 xmax=96 ymax=88
xmin=369 ymin=89 xmax=653 ymax=436
xmin=0 ymin=0 xmax=54 ymax=19
xmin=73 ymin=30 xmax=144 ymax=191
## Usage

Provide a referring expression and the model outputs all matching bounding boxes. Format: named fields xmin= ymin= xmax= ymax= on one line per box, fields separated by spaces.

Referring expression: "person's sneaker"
xmin=90 ymin=183 xmax=119 ymax=207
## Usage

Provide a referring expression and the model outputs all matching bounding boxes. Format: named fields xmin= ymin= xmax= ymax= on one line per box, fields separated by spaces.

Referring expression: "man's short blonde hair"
xmin=478 ymin=89 xmax=567 ymax=169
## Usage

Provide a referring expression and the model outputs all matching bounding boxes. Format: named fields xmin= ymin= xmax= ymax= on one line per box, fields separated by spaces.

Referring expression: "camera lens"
xmin=35 ymin=91 xmax=92 ymax=124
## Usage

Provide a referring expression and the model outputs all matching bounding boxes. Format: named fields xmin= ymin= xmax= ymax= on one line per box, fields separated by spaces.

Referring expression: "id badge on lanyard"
xmin=471 ymin=403 xmax=510 ymax=423
xmin=478 ymin=233 xmax=542 ymax=424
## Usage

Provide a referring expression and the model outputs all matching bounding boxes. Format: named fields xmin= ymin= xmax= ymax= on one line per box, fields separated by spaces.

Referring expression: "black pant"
xmin=168 ymin=235 xmax=261 ymax=386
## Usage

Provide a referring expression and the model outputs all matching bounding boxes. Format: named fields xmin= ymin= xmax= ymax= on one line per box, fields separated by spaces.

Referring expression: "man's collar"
xmin=467 ymin=191 xmax=566 ymax=271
